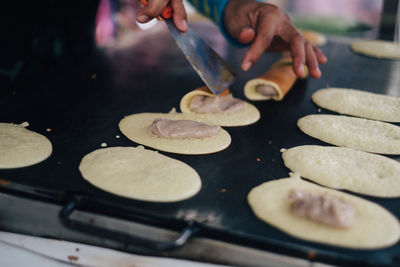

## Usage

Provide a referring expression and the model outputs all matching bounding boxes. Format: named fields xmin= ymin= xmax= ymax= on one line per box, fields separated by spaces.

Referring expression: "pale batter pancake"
xmin=180 ymin=87 xmax=260 ymax=127
xmin=119 ymin=113 xmax=231 ymax=154
xmin=79 ymin=146 xmax=201 ymax=202
xmin=0 ymin=122 xmax=52 ymax=168
xmin=351 ymin=40 xmax=400 ymax=59
xmin=312 ymin=88 xmax=400 ymax=122
xmin=282 ymin=145 xmax=400 ymax=197
xmin=297 ymin=115 xmax=400 ymax=154
xmin=247 ymin=174 xmax=400 ymax=249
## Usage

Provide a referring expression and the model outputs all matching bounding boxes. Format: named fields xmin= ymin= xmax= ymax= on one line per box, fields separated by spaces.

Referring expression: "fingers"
xmin=305 ymin=42 xmax=321 ymax=79
xmin=290 ymin=33 xmax=327 ymax=79
xmin=137 ymin=0 xmax=187 ymax=32
xmin=171 ymin=0 xmax=187 ymax=32
xmin=241 ymin=19 xmax=277 ymax=71
xmin=238 ymin=27 xmax=256 ymax=44
xmin=313 ymin=46 xmax=327 ymax=64
xmin=290 ymin=34 xmax=306 ymax=78
xmin=137 ymin=0 xmax=168 ymax=23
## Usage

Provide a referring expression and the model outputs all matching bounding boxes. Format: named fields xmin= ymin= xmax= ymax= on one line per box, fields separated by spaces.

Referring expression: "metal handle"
xmin=59 ymin=196 xmax=198 ymax=251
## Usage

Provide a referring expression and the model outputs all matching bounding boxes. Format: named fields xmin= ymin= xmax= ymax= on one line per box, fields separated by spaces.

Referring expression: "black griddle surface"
xmin=1 ymin=23 xmax=400 ymax=266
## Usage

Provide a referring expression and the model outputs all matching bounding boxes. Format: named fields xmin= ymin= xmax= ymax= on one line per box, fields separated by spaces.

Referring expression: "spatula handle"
xmin=138 ymin=0 xmax=173 ymax=20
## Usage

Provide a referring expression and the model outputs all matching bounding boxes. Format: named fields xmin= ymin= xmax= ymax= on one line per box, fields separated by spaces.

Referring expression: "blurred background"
xmin=1 ymin=0 xmax=399 ymax=97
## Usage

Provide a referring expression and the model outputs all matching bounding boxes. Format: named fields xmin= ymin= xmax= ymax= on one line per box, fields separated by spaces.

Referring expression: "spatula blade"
xmin=165 ymin=19 xmax=236 ymax=95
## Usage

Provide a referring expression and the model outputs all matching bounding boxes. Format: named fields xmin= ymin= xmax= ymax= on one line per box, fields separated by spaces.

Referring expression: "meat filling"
xmin=190 ymin=94 xmax=245 ymax=114
xmin=289 ymin=189 xmax=355 ymax=228
xmin=148 ymin=118 xmax=221 ymax=139
xmin=256 ymin=85 xmax=278 ymax=97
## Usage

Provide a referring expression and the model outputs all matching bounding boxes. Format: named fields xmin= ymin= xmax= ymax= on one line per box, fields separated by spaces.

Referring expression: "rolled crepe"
xmin=301 ymin=30 xmax=327 ymax=47
xmin=244 ymin=57 xmax=301 ymax=101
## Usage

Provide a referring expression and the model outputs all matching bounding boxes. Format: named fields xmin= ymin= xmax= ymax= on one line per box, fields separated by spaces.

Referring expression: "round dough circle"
xmin=0 ymin=123 xmax=52 ymax=168
xmin=79 ymin=146 xmax=202 ymax=202
xmin=351 ymin=40 xmax=400 ymax=59
xmin=312 ymin=88 xmax=400 ymax=122
xmin=119 ymin=113 xmax=231 ymax=155
xmin=297 ymin=114 xmax=400 ymax=154
xmin=248 ymin=174 xmax=400 ymax=249
xmin=282 ymin=145 xmax=400 ymax=197
xmin=180 ymin=88 xmax=260 ymax=126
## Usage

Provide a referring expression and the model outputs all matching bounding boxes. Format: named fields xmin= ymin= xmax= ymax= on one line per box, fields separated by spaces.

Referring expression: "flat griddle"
xmin=1 ymin=22 xmax=400 ymax=266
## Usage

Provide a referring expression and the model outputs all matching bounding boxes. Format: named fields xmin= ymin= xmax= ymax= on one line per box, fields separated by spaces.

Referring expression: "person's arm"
xmin=136 ymin=0 xmax=326 ymax=78
xmin=186 ymin=0 xmax=233 ymax=42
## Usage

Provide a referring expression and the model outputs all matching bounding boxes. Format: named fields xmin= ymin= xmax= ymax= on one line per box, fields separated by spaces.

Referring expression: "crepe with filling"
xmin=301 ymin=30 xmax=327 ymax=46
xmin=282 ymin=145 xmax=400 ymax=197
xmin=244 ymin=57 xmax=302 ymax=101
xmin=298 ymin=114 xmax=400 ymax=154
xmin=312 ymin=88 xmax=400 ymax=122
xmin=0 ymin=122 xmax=52 ymax=168
xmin=119 ymin=112 xmax=231 ymax=154
xmin=247 ymin=174 xmax=400 ymax=249
xmin=180 ymin=87 xmax=260 ymax=126
xmin=351 ymin=40 xmax=400 ymax=60
xmin=79 ymin=146 xmax=201 ymax=202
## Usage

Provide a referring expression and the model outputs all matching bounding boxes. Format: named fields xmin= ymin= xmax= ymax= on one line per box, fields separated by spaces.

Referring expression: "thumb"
xmin=237 ymin=27 xmax=256 ymax=44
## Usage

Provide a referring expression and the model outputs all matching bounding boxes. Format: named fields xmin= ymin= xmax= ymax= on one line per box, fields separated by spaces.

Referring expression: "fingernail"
xmin=182 ymin=20 xmax=187 ymax=30
xmin=138 ymin=14 xmax=149 ymax=23
xmin=299 ymin=64 xmax=305 ymax=76
xmin=242 ymin=61 xmax=252 ymax=71
xmin=316 ymin=67 xmax=321 ymax=77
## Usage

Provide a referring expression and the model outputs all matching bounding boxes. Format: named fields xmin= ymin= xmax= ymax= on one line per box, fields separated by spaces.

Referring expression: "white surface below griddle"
xmin=0 ymin=231 xmax=227 ymax=267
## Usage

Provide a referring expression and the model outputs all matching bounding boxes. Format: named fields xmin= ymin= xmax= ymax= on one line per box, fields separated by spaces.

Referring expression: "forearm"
xmin=187 ymin=0 xmax=241 ymax=44
xmin=186 ymin=0 xmax=230 ymax=25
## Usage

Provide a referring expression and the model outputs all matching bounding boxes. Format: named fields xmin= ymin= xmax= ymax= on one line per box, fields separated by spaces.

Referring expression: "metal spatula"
xmin=138 ymin=0 xmax=236 ymax=94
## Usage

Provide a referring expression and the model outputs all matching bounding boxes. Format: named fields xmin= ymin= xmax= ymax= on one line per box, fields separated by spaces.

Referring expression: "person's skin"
xmin=224 ymin=0 xmax=326 ymax=78
xmin=136 ymin=0 xmax=188 ymax=32
xmin=136 ymin=0 xmax=327 ymax=79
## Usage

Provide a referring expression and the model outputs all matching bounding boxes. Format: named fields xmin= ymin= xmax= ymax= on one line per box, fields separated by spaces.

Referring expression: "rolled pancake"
xmin=180 ymin=87 xmax=260 ymax=126
xmin=247 ymin=174 xmax=400 ymax=249
xmin=0 ymin=122 xmax=52 ymax=168
xmin=244 ymin=57 xmax=300 ymax=101
xmin=312 ymin=88 xmax=400 ymax=122
xmin=282 ymin=145 xmax=400 ymax=197
xmin=119 ymin=112 xmax=231 ymax=154
xmin=298 ymin=114 xmax=400 ymax=154
xmin=301 ymin=30 xmax=327 ymax=46
xmin=351 ymin=40 xmax=400 ymax=60
xmin=79 ymin=146 xmax=201 ymax=202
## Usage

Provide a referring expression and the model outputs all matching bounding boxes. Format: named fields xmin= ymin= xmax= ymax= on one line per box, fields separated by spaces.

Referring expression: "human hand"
xmin=224 ymin=0 xmax=327 ymax=78
xmin=136 ymin=0 xmax=187 ymax=32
